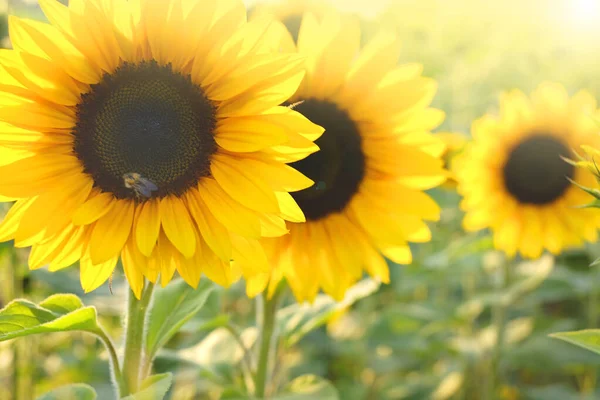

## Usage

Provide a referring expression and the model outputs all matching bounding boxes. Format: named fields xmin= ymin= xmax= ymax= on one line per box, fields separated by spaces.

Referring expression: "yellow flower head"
xmin=0 ymin=0 xmax=324 ymax=298
xmin=455 ymin=82 xmax=600 ymax=259
xmin=243 ymin=12 xmax=447 ymax=302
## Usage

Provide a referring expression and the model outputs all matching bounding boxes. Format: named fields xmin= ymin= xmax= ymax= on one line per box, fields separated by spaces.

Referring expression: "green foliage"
xmin=550 ymin=330 xmax=600 ymax=356
xmin=36 ymin=384 xmax=97 ymax=400
xmin=145 ymin=279 xmax=215 ymax=359
xmin=277 ymin=279 xmax=380 ymax=347
xmin=0 ymin=294 xmax=101 ymax=341
xmin=120 ymin=374 xmax=173 ymax=400
xmin=273 ymin=375 xmax=339 ymax=400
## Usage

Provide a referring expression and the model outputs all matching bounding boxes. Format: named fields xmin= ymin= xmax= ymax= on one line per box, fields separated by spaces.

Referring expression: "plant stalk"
xmin=122 ymin=281 xmax=155 ymax=395
xmin=254 ymin=290 xmax=282 ymax=399
xmin=97 ymin=326 xmax=127 ymax=397
xmin=490 ymin=260 xmax=511 ymax=399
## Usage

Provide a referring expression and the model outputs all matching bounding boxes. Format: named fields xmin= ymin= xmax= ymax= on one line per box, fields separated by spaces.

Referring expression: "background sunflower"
xmin=455 ymin=82 xmax=600 ymax=259
xmin=240 ymin=11 xmax=447 ymax=302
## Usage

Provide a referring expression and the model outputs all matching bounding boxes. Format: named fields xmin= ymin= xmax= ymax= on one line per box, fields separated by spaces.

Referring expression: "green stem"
xmin=224 ymin=322 xmax=255 ymax=390
xmin=122 ymin=281 xmax=155 ymax=395
xmin=582 ymin=262 xmax=600 ymax=393
xmin=254 ymin=291 xmax=282 ymax=399
xmin=96 ymin=327 xmax=126 ymax=397
xmin=11 ymin=252 xmax=34 ymax=400
xmin=490 ymin=261 xmax=511 ymax=399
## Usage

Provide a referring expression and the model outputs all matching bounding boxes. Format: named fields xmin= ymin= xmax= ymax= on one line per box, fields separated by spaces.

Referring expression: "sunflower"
xmin=249 ymin=0 xmax=335 ymax=43
xmin=455 ymin=82 xmax=600 ymax=259
xmin=241 ymin=12 xmax=448 ymax=302
xmin=0 ymin=0 xmax=324 ymax=298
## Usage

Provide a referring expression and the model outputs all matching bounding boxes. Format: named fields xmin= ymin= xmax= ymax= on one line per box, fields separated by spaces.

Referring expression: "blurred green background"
xmin=4 ymin=0 xmax=600 ymax=399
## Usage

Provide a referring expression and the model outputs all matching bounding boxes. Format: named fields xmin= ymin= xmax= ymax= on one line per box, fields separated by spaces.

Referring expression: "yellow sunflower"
xmin=455 ymin=82 xmax=600 ymax=259
xmin=0 ymin=0 xmax=324 ymax=298
xmin=242 ymin=12 xmax=447 ymax=302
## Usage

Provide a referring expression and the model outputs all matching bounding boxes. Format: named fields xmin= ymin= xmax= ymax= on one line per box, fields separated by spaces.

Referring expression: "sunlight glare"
xmin=572 ymin=0 xmax=600 ymax=25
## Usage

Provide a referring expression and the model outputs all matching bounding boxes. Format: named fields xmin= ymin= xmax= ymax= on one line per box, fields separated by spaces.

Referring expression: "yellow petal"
xmin=159 ymin=196 xmax=196 ymax=259
xmin=72 ymin=191 xmax=116 ymax=225
xmin=184 ymin=188 xmax=232 ymax=261
xmin=89 ymin=200 xmax=134 ymax=264
xmin=211 ymin=154 xmax=279 ymax=213
xmin=199 ymin=178 xmax=262 ymax=238
xmin=136 ymin=199 xmax=161 ymax=257
xmin=214 ymin=114 xmax=288 ymax=152
xmin=121 ymin=236 xmax=147 ymax=299
xmin=275 ymin=192 xmax=305 ymax=223
xmin=80 ymin=255 xmax=119 ymax=293
xmin=0 ymin=198 xmax=34 ymax=242
xmin=230 ymin=235 xmax=270 ymax=274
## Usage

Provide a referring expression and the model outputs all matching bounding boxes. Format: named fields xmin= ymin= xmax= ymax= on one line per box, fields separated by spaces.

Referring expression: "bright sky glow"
xmin=571 ymin=0 xmax=600 ymax=25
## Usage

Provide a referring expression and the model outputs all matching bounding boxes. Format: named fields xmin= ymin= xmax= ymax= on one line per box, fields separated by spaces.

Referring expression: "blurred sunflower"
xmin=455 ymin=82 xmax=600 ymax=259
xmin=249 ymin=0 xmax=334 ymax=42
xmin=243 ymin=12 xmax=447 ymax=302
xmin=0 ymin=0 xmax=323 ymax=298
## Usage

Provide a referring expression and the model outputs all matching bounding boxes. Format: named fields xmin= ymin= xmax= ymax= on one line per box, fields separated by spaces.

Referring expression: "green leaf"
xmin=218 ymin=387 xmax=250 ymax=399
xmin=568 ymin=177 xmax=600 ymax=200
xmin=0 ymin=294 xmax=101 ymax=341
xmin=273 ymin=375 xmax=339 ymax=400
xmin=120 ymin=373 xmax=173 ymax=400
xmin=36 ymin=384 xmax=97 ymax=400
xmin=550 ymin=329 xmax=600 ymax=356
xmin=146 ymin=278 xmax=215 ymax=357
xmin=277 ymin=279 xmax=379 ymax=347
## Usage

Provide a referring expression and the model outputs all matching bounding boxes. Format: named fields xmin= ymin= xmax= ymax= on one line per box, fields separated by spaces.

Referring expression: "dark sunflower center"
xmin=282 ymin=14 xmax=303 ymax=42
xmin=73 ymin=60 xmax=216 ymax=200
xmin=289 ymin=98 xmax=365 ymax=221
xmin=502 ymin=134 xmax=574 ymax=205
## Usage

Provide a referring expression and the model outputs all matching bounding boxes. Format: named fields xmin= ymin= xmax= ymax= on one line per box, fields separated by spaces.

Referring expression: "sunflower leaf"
xmin=574 ymin=199 xmax=600 ymax=209
xmin=567 ymin=177 xmax=600 ymax=200
xmin=36 ymin=384 xmax=97 ymax=400
xmin=120 ymin=373 xmax=173 ymax=400
xmin=0 ymin=294 xmax=101 ymax=342
xmin=272 ymin=375 xmax=339 ymax=400
xmin=549 ymin=330 xmax=600 ymax=356
xmin=276 ymin=279 xmax=380 ymax=347
xmin=145 ymin=279 xmax=215 ymax=359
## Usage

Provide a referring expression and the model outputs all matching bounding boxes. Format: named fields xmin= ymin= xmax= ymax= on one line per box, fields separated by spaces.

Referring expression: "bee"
xmin=123 ymin=172 xmax=158 ymax=199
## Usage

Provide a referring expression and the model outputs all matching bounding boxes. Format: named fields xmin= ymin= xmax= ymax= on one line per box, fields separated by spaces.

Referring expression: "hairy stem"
xmin=254 ymin=291 xmax=282 ymax=399
xmin=96 ymin=326 xmax=126 ymax=397
xmin=122 ymin=282 xmax=155 ymax=395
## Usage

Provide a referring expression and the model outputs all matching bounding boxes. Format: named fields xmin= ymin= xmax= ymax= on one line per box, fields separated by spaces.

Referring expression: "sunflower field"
xmin=3 ymin=0 xmax=600 ymax=399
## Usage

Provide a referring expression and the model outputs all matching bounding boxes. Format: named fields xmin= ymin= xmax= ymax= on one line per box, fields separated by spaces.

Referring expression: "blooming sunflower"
xmin=0 ymin=0 xmax=324 ymax=298
xmin=455 ymin=82 xmax=600 ymax=259
xmin=242 ymin=12 xmax=448 ymax=302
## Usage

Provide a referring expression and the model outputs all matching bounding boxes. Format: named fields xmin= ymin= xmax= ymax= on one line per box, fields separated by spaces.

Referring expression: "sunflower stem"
xmin=96 ymin=326 xmax=126 ymax=397
xmin=582 ymin=261 xmax=600 ymax=393
xmin=122 ymin=281 xmax=155 ymax=395
xmin=489 ymin=259 xmax=511 ymax=398
xmin=254 ymin=290 xmax=282 ymax=399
